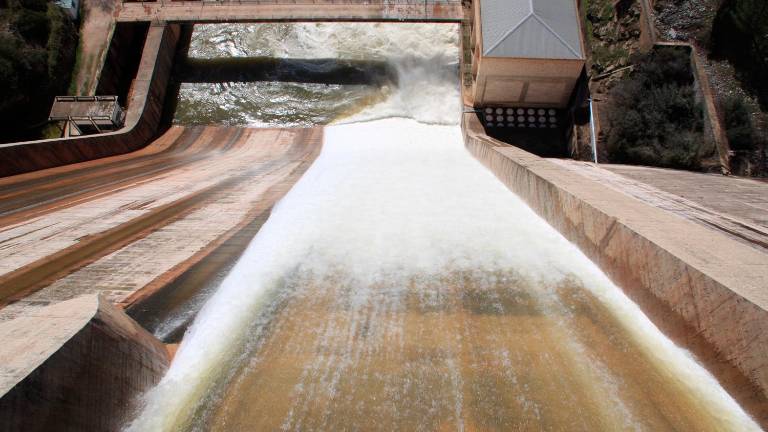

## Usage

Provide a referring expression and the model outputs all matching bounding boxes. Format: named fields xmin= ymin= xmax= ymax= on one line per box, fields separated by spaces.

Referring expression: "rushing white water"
xmin=127 ymin=23 xmax=761 ymax=431
xmin=176 ymin=23 xmax=460 ymax=126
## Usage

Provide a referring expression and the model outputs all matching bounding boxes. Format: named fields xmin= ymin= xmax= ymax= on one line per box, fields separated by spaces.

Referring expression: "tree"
xmin=711 ymin=0 xmax=768 ymax=110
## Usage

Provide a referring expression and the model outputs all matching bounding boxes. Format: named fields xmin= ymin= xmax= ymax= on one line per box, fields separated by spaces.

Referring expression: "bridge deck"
xmin=117 ymin=1 xmax=464 ymax=23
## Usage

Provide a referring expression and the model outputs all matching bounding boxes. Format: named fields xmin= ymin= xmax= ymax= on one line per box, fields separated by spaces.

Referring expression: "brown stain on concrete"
xmin=190 ymin=272 xmax=743 ymax=431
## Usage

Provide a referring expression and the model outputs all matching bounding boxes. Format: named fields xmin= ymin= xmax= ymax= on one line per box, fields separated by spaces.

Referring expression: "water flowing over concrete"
xmin=124 ymin=22 xmax=761 ymax=431
xmin=129 ymin=118 xmax=760 ymax=432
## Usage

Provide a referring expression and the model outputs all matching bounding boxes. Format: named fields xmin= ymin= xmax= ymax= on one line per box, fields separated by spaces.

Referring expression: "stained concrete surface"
xmin=549 ymin=160 xmax=768 ymax=251
xmin=116 ymin=2 xmax=463 ymax=23
xmin=0 ymin=295 xmax=169 ymax=432
xmin=0 ymin=126 xmax=322 ymax=322
xmin=605 ymin=164 xmax=767 ymax=228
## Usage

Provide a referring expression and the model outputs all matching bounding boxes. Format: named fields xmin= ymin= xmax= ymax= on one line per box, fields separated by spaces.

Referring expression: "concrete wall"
xmin=0 ymin=295 xmax=169 ymax=432
xmin=0 ymin=23 xmax=182 ymax=178
xmin=462 ymin=113 xmax=768 ymax=425
xmin=97 ymin=22 xmax=152 ymax=105
xmin=690 ymin=46 xmax=732 ymax=172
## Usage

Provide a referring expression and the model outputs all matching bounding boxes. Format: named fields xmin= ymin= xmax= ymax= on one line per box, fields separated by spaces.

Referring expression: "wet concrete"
xmin=127 ymin=206 xmax=273 ymax=342
xmin=190 ymin=272 xmax=745 ymax=431
xmin=464 ymin=113 xmax=768 ymax=428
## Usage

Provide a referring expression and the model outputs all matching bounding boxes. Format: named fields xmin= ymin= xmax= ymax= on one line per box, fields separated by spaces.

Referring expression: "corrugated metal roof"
xmin=480 ymin=0 xmax=584 ymax=60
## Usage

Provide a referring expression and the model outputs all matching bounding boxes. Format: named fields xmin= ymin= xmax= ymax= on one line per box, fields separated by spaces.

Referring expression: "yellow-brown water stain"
xmin=188 ymin=271 xmax=747 ymax=431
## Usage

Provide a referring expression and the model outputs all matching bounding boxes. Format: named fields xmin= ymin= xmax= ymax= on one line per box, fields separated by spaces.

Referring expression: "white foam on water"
xmin=127 ymin=23 xmax=761 ymax=432
xmin=127 ymin=119 xmax=760 ymax=432
xmin=183 ymin=23 xmax=461 ymax=126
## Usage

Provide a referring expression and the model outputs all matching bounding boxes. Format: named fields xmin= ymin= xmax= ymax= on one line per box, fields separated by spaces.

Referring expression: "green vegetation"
xmin=711 ymin=0 xmax=768 ymax=110
xmin=606 ymin=46 xmax=708 ymax=169
xmin=582 ymin=0 xmax=635 ymax=74
xmin=0 ymin=0 xmax=77 ymax=142
xmin=722 ymin=96 xmax=760 ymax=151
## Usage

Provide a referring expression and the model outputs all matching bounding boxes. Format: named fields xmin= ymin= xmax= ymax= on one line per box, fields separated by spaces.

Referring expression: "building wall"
xmin=469 ymin=0 xmax=585 ymax=108
xmin=472 ymin=57 xmax=584 ymax=108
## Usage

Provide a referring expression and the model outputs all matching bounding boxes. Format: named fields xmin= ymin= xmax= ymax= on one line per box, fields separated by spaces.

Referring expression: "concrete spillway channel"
xmin=1 ymin=14 xmax=768 ymax=432
xmin=0 ymin=125 xmax=321 ymax=430
xmin=0 ymin=126 xmax=321 ymax=318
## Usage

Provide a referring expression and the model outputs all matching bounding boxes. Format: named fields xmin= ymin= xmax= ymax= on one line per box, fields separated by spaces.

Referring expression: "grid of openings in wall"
xmin=483 ymin=107 xmax=560 ymax=129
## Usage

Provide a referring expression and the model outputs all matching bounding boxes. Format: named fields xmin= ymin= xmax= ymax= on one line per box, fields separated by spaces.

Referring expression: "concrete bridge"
xmin=116 ymin=0 xmax=464 ymax=23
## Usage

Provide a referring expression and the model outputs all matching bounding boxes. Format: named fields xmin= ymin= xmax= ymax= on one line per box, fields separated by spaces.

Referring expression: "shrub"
xmin=13 ymin=9 xmax=50 ymax=45
xmin=19 ymin=0 xmax=47 ymax=12
xmin=606 ymin=47 xmax=706 ymax=170
xmin=46 ymin=2 xmax=76 ymax=79
xmin=711 ymin=0 xmax=768 ymax=110
xmin=722 ymin=96 xmax=756 ymax=151
xmin=0 ymin=1 xmax=77 ymax=142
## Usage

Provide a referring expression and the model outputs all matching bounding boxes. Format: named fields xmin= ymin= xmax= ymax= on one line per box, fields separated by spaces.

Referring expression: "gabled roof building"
xmin=470 ymin=0 xmax=586 ymax=108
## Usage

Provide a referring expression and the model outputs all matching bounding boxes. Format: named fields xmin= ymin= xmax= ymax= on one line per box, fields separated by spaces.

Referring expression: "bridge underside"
xmin=117 ymin=2 xmax=463 ymax=23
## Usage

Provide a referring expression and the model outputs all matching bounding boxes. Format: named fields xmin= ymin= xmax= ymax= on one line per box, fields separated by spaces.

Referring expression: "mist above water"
xmin=129 ymin=23 xmax=761 ymax=431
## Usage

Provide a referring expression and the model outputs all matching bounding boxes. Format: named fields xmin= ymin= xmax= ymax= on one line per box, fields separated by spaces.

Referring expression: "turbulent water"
xmin=128 ymin=23 xmax=761 ymax=431
xmin=174 ymin=23 xmax=458 ymax=126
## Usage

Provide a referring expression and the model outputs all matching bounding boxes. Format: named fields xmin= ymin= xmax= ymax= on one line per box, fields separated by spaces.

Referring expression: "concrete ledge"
xmin=116 ymin=2 xmax=464 ymax=23
xmin=462 ymin=113 xmax=768 ymax=423
xmin=0 ymin=23 xmax=181 ymax=178
xmin=0 ymin=295 xmax=169 ymax=431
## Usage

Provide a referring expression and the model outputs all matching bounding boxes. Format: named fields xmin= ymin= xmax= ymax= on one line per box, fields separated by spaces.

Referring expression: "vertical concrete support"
xmin=0 ymin=295 xmax=169 ymax=432
xmin=688 ymin=47 xmax=732 ymax=173
xmin=463 ymin=113 xmax=768 ymax=424
xmin=0 ymin=23 xmax=182 ymax=178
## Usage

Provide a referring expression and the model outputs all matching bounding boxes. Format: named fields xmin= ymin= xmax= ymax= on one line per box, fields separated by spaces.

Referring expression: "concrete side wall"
xmin=462 ymin=114 xmax=768 ymax=422
xmin=682 ymin=43 xmax=732 ymax=172
xmin=472 ymin=57 xmax=585 ymax=108
xmin=0 ymin=23 xmax=181 ymax=178
xmin=0 ymin=295 xmax=169 ymax=432
xmin=637 ymin=0 xmax=657 ymax=51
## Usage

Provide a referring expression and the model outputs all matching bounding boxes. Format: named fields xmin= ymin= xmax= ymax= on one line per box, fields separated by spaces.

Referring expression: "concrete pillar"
xmin=0 ymin=295 xmax=170 ymax=432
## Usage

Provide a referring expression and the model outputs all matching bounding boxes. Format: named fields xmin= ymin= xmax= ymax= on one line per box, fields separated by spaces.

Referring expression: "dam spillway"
xmin=126 ymin=23 xmax=759 ymax=431
xmin=0 ymin=20 xmax=766 ymax=432
xmin=128 ymin=118 xmax=760 ymax=431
